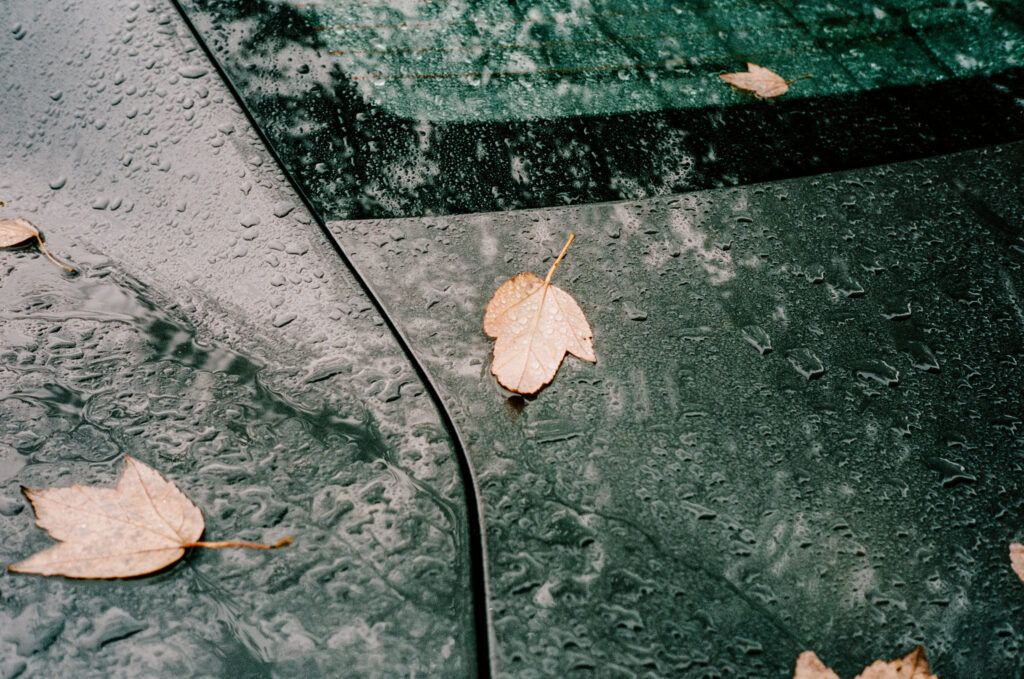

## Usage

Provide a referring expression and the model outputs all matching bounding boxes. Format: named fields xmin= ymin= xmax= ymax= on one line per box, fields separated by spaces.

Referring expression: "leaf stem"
xmin=786 ymin=74 xmax=813 ymax=85
xmin=185 ymin=536 xmax=293 ymax=550
xmin=544 ymin=233 xmax=575 ymax=285
xmin=34 ymin=236 xmax=75 ymax=272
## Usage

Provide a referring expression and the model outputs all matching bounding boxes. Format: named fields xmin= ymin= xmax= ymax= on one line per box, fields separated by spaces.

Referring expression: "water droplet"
xmin=177 ymin=65 xmax=208 ymax=79
xmin=906 ymin=341 xmax=940 ymax=372
xmin=624 ymin=303 xmax=647 ymax=321
xmin=81 ymin=608 xmax=146 ymax=651
xmin=851 ymin=359 xmax=899 ymax=386
xmin=881 ymin=298 xmax=912 ymax=321
xmin=273 ymin=202 xmax=295 ymax=218
xmin=5 ymin=604 xmax=64 ymax=656
xmin=786 ymin=348 xmax=825 ymax=379
xmin=741 ymin=325 xmax=772 ymax=355
xmin=272 ymin=313 xmax=296 ymax=328
xmin=924 ymin=456 xmax=976 ymax=487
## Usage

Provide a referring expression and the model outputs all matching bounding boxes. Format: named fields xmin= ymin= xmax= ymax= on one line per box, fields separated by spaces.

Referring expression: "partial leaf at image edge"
xmin=0 ymin=216 xmax=74 ymax=271
xmin=794 ymin=646 xmax=937 ymax=679
xmin=794 ymin=650 xmax=840 ymax=679
xmin=8 ymin=456 xmax=291 ymax=579
xmin=1011 ymin=542 xmax=1024 ymax=583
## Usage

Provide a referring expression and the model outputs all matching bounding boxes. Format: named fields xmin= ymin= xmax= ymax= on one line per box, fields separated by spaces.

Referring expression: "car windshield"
xmin=178 ymin=0 xmax=1024 ymax=220
xmin=308 ymin=0 xmax=1023 ymax=123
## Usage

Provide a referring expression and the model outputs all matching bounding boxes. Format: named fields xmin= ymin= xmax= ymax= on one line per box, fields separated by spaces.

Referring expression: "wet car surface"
xmin=174 ymin=0 xmax=1024 ymax=221
xmin=2 ymin=1 xmax=475 ymax=675
xmin=331 ymin=147 xmax=1024 ymax=676
xmin=3 ymin=0 xmax=1024 ymax=678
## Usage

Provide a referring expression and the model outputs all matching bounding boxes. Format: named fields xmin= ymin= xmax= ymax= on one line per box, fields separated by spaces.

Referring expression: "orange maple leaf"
xmin=484 ymin=234 xmax=595 ymax=395
xmin=9 ymin=457 xmax=290 ymax=579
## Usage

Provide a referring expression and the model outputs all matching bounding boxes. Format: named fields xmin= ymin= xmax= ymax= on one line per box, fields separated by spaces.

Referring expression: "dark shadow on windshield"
xmin=179 ymin=0 xmax=1024 ymax=222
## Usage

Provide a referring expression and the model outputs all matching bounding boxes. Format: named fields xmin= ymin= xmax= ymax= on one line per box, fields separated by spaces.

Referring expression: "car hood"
xmin=329 ymin=141 xmax=1024 ymax=676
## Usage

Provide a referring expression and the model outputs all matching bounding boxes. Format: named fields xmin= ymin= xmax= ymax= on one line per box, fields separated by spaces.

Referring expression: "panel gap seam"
xmin=167 ymin=4 xmax=495 ymax=677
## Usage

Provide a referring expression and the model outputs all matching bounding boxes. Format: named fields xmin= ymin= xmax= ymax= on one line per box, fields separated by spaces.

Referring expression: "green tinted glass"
xmin=306 ymin=0 xmax=1024 ymax=122
xmin=177 ymin=0 xmax=1024 ymax=220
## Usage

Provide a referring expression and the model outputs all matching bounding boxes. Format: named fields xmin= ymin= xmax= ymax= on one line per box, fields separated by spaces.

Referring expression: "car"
xmin=2 ymin=0 xmax=1023 ymax=676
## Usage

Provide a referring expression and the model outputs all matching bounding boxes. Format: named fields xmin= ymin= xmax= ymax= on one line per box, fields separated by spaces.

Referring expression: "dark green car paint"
xmin=2 ymin=0 xmax=1023 ymax=676
xmin=325 ymin=145 xmax=1024 ymax=676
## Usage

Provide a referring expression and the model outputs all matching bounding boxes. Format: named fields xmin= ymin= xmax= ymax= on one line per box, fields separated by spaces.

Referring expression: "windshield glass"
xmin=177 ymin=0 xmax=1024 ymax=220
xmin=310 ymin=0 xmax=1024 ymax=122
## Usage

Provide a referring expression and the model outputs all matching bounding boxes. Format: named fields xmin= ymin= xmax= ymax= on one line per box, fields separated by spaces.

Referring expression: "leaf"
xmin=794 ymin=647 xmax=937 ymax=679
xmin=1011 ymin=542 xmax=1024 ymax=584
xmin=0 ymin=217 xmax=74 ymax=271
xmin=855 ymin=646 xmax=935 ymax=679
xmin=8 ymin=456 xmax=291 ymax=579
xmin=0 ymin=217 xmax=39 ymax=247
xmin=484 ymin=233 xmax=595 ymax=395
xmin=720 ymin=63 xmax=809 ymax=98
xmin=794 ymin=651 xmax=841 ymax=679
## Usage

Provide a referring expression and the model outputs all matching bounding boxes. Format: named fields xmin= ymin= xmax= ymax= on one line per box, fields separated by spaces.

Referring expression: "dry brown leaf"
xmin=1011 ymin=542 xmax=1024 ymax=584
xmin=0 ymin=217 xmax=74 ymax=271
xmin=484 ymin=233 xmax=595 ymax=394
xmin=855 ymin=646 xmax=935 ymax=679
xmin=8 ymin=456 xmax=291 ymax=579
xmin=720 ymin=63 xmax=809 ymax=98
xmin=794 ymin=647 xmax=936 ymax=679
xmin=794 ymin=651 xmax=841 ymax=679
xmin=0 ymin=217 xmax=39 ymax=247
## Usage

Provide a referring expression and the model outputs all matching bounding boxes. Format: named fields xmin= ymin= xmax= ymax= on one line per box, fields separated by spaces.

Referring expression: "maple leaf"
xmin=484 ymin=233 xmax=595 ymax=395
xmin=720 ymin=63 xmax=810 ymax=98
xmin=8 ymin=456 xmax=291 ymax=579
xmin=794 ymin=651 xmax=841 ymax=679
xmin=1011 ymin=542 xmax=1024 ymax=584
xmin=0 ymin=217 xmax=74 ymax=271
xmin=794 ymin=647 xmax=937 ymax=679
